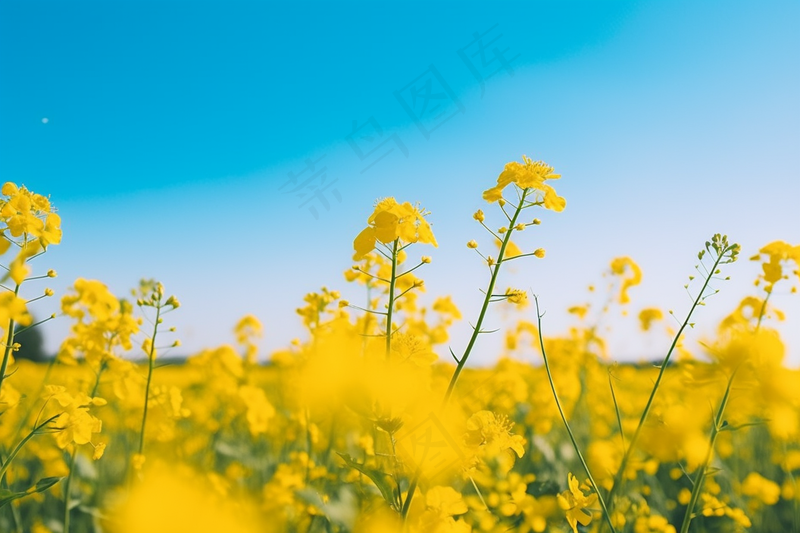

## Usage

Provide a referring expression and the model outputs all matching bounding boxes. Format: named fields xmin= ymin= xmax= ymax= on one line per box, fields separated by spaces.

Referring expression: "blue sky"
xmin=2 ymin=0 xmax=799 ymax=365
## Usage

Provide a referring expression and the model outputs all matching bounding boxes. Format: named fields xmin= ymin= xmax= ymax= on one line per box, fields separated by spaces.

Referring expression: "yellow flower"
xmin=467 ymin=240 xmax=478 ymax=249
xmin=44 ymin=386 xmax=104 ymax=448
xmin=464 ymin=410 xmax=525 ymax=458
xmin=0 ymin=292 xmax=32 ymax=327
xmin=610 ymin=256 xmax=642 ymax=304
xmin=505 ymin=288 xmax=528 ymax=305
xmin=92 ymin=442 xmax=107 ymax=460
xmin=353 ymin=198 xmax=437 ymax=260
xmin=639 ymin=307 xmax=664 ymax=331
xmin=482 ymin=156 xmax=566 ymax=212
xmin=557 ymin=473 xmax=597 ymax=533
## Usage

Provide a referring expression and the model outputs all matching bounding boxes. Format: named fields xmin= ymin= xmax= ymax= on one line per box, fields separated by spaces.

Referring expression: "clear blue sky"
xmin=2 ymin=1 xmax=799 ymax=365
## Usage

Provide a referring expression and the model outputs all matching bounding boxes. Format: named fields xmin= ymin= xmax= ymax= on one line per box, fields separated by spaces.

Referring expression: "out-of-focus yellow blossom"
xmin=0 ymin=292 xmax=33 ymax=328
xmin=610 ymin=256 xmax=642 ymax=304
xmin=498 ymin=239 xmax=522 ymax=258
xmin=699 ymin=493 xmax=751 ymax=527
xmin=235 ymin=314 xmax=263 ymax=363
xmin=751 ymin=240 xmax=800 ymax=290
xmin=638 ymin=307 xmax=664 ymax=331
xmin=111 ymin=465 xmax=258 ymax=533
xmin=413 ymin=486 xmax=472 ymax=533
xmin=353 ymin=197 xmax=437 ymax=260
xmin=238 ymin=384 xmax=276 ymax=436
xmin=740 ymin=472 xmax=780 ymax=506
xmin=482 ymin=156 xmax=566 ymax=212
xmin=44 ymin=385 xmax=105 ymax=449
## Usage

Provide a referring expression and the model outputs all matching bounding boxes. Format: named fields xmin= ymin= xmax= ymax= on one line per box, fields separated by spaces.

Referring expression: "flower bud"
xmin=534 ymin=248 xmax=546 ymax=258
xmin=467 ymin=240 xmax=478 ymax=249
xmin=473 ymin=209 xmax=485 ymax=222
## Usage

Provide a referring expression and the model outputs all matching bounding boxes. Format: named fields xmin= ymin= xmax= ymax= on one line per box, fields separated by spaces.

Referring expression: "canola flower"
xmin=0 ymin=169 xmax=798 ymax=533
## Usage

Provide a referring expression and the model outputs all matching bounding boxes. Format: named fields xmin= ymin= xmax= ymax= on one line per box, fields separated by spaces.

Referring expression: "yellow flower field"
xmin=1 ymin=159 xmax=799 ymax=533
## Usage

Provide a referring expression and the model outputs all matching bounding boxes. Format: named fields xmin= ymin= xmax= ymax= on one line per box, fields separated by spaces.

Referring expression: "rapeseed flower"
xmin=353 ymin=197 xmax=437 ymax=260
xmin=482 ymin=156 xmax=565 ymax=211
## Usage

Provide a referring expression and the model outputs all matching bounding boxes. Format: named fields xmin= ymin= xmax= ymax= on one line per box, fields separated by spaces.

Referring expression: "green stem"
xmin=605 ymin=248 xmax=727 ymax=519
xmin=385 ymin=239 xmax=399 ymax=357
xmin=0 ymin=413 xmax=61 ymax=482
xmin=679 ymin=371 xmax=736 ymax=533
xmin=0 ymin=284 xmax=21 ymax=397
xmin=138 ymin=305 xmax=162 ymax=457
xmin=63 ymin=448 xmax=77 ymax=533
xmin=441 ymin=189 xmax=528 ymax=407
xmin=535 ymin=296 xmax=618 ymax=533
xmin=403 ymin=189 xmax=529 ymax=521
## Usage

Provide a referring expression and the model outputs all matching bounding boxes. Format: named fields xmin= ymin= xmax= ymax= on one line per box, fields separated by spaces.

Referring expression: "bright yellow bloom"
xmin=505 ymin=288 xmax=528 ymax=305
xmin=557 ymin=473 xmax=597 ymax=533
xmin=483 ymin=156 xmax=566 ymax=212
xmin=353 ymin=198 xmax=437 ymax=260
xmin=464 ymin=410 xmax=525 ymax=458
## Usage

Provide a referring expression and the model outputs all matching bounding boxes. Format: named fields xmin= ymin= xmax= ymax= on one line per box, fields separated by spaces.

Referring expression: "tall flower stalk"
xmin=603 ymin=234 xmax=740 ymax=528
xmin=402 ymin=156 xmax=565 ymax=519
xmin=134 ymin=280 xmax=179 ymax=472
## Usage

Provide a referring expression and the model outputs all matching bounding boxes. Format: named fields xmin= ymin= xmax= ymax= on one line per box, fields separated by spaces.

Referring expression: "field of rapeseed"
xmin=1 ymin=159 xmax=798 ymax=533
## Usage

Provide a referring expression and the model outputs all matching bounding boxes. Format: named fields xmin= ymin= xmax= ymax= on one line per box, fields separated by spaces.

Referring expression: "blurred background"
xmin=1 ymin=0 xmax=798 ymax=365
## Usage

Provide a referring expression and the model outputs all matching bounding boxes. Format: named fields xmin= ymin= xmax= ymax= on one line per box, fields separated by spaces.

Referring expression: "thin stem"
xmin=534 ymin=296 xmax=617 ymax=533
xmin=679 ymin=371 xmax=737 ymax=533
xmin=403 ymin=189 xmax=530 ymax=521
xmin=385 ymin=239 xmax=399 ymax=357
xmin=441 ymin=189 xmax=528 ymax=407
xmin=138 ymin=304 xmax=162 ymax=457
xmin=608 ymin=372 xmax=626 ymax=457
xmin=63 ymin=448 xmax=77 ymax=533
xmin=605 ymin=248 xmax=728 ymax=519
xmin=0 ymin=413 xmax=61 ymax=482
xmin=0 ymin=284 xmax=21 ymax=395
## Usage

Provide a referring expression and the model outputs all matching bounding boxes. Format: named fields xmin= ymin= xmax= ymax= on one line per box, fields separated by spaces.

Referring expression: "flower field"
xmin=1 ymin=159 xmax=799 ymax=533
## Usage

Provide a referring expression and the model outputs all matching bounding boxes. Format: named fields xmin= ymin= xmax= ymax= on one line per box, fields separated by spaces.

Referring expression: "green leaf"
xmin=337 ymin=453 xmax=399 ymax=509
xmin=0 ymin=477 xmax=62 ymax=508
xmin=34 ymin=477 xmax=61 ymax=492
